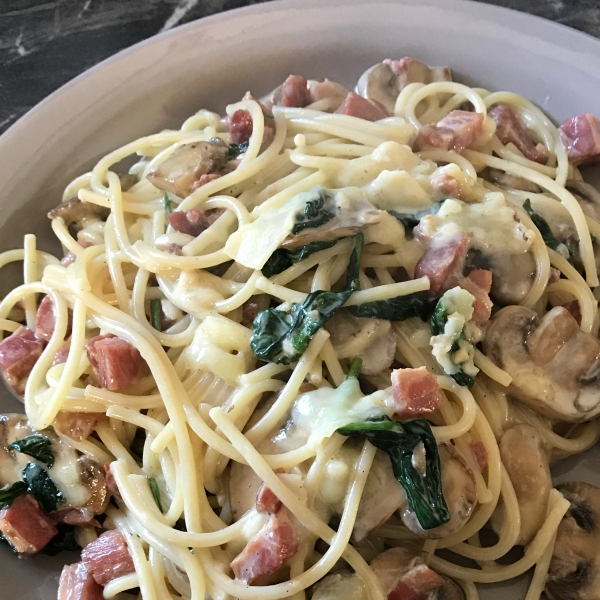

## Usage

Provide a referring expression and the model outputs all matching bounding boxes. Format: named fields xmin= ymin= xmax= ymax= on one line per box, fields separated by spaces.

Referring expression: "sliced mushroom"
xmin=401 ymin=442 xmax=477 ymax=539
xmin=280 ymin=188 xmax=381 ymax=250
xmin=47 ymin=197 xmax=110 ymax=228
xmin=482 ymin=306 xmax=600 ymax=421
xmin=147 ymin=138 xmax=228 ymax=198
xmin=356 ymin=58 xmax=452 ymax=114
xmin=566 ymin=180 xmax=600 ymax=222
xmin=356 ymin=63 xmax=401 ymax=114
xmin=352 ymin=449 xmax=407 ymax=541
xmin=486 ymin=168 xmax=541 ymax=193
xmin=546 ymin=481 xmax=600 ymax=600
xmin=370 ymin=547 xmax=464 ymax=599
xmin=491 ymin=424 xmax=551 ymax=546
xmin=311 ymin=572 xmax=368 ymax=600
xmin=326 ymin=312 xmax=396 ymax=375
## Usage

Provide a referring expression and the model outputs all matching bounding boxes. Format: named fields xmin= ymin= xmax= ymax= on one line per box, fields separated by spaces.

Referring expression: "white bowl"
xmin=1 ymin=0 xmax=600 ymax=597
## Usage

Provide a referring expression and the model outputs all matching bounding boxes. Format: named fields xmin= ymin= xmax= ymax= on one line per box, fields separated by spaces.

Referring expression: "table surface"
xmin=1 ymin=0 xmax=599 ymax=135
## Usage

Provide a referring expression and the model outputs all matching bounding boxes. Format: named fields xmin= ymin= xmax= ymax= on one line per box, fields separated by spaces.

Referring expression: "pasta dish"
xmin=1 ymin=56 xmax=600 ymax=600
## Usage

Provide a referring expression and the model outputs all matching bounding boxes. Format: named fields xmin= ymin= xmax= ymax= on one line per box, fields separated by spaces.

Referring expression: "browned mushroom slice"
xmin=311 ymin=572 xmax=368 ymax=600
xmin=280 ymin=189 xmax=381 ymax=250
xmin=47 ymin=198 xmax=110 ymax=228
xmin=491 ymin=424 xmax=551 ymax=546
xmin=546 ymin=481 xmax=600 ymax=600
xmin=147 ymin=138 xmax=228 ymax=198
xmin=400 ymin=442 xmax=477 ymax=539
xmin=356 ymin=58 xmax=452 ymax=114
xmin=486 ymin=168 xmax=541 ymax=193
xmin=482 ymin=306 xmax=600 ymax=421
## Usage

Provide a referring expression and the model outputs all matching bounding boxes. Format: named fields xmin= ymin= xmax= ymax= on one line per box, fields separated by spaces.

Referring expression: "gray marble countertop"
xmin=1 ymin=0 xmax=599 ymax=135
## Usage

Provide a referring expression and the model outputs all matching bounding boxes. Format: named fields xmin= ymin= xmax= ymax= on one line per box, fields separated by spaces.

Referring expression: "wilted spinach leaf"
xmin=9 ymin=434 xmax=55 ymax=468
xmin=251 ymin=234 xmax=363 ymax=364
xmin=21 ymin=463 xmax=64 ymax=513
xmin=227 ymin=141 xmax=250 ymax=160
xmin=349 ymin=293 xmax=437 ymax=322
xmin=291 ymin=188 xmax=335 ymax=235
xmin=523 ymin=199 xmax=571 ymax=262
xmin=337 ymin=416 xmax=450 ymax=530
xmin=148 ymin=476 xmax=163 ymax=513
xmin=0 ymin=481 xmax=28 ymax=509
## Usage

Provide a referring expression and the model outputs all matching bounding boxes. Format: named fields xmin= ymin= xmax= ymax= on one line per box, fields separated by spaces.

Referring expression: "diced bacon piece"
xmin=230 ymin=109 xmax=254 ymax=144
xmin=81 ymin=530 xmax=135 ymax=586
xmin=190 ymin=173 xmax=221 ymax=191
xmin=549 ymin=267 xmax=561 ymax=284
xmin=392 ymin=367 xmax=443 ymax=419
xmin=563 ymin=300 xmax=582 ymax=325
xmin=307 ymin=79 xmax=348 ymax=104
xmin=58 ymin=562 xmax=104 ymax=600
xmin=167 ymin=207 xmax=225 ymax=237
xmin=35 ymin=295 xmax=72 ymax=342
xmin=384 ymin=57 xmax=452 ymax=88
xmin=241 ymin=300 xmax=260 ymax=328
xmin=431 ymin=171 xmax=461 ymax=198
xmin=388 ymin=565 xmax=444 ymax=600
xmin=470 ymin=441 xmax=488 ymax=471
xmin=104 ymin=462 xmax=122 ymax=500
xmin=86 ymin=334 xmax=149 ymax=391
xmin=280 ymin=75 xmax=309 ymax=108
xmin=0 ymin=493 xmax=58 ymax=554
xmin=53 ymin=411 xmax=103 ymax=441
xmin=414 ymin=232 xmax=469 ymax=296
xmin=335 ymin=91 xmax=390 ymax=121
xmin=559 ymin=113 xmax=600 ymax=165
xmin=462 ymin=269 xmax=493 ymax=325
xmin=54 ymin=342 xmax=70 ymax=366
xmin=414 ymin=110 xmax=484 ymax=154
xmin=489 ymin=105 xmax=548 ymax=164
xmin=0 ymin=326 xmax=45 ymax=395
xmin=230 ymin=514 xmax=298 ymax=584
xmin=256 ymin=485 xmax=282 ymax=515
xmin=229 ymin=101 xmax=277 ymax=147
xmin=52 ymin=507 xmax=99 ymax=527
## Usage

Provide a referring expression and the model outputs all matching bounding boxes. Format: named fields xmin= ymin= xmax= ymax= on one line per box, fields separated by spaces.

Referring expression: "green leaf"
xmin=388 ymin=203 xmax=443 ymax=237
xmin=21 ymin=463 xmax=63 ymax=513
xmin=164 ymin=193 xmax=173 ymax=214
xmin=9 ymin=434 xmax=55 ymax=468
xmin=261 ymin=241 xmax=339 ymax=279
xmin=337 ymin=417 xmax=450 ymax=530
xmin=150 ymin=298 xmax=162 ymax=332
xmin=523 ymin=199 xmax=571 ymax=262
xmin=227 ymin=141 xmax=249 ymax=160
xmin=41 ymin=524 xmax=79 ymax=556
xmin=148 ymin=476 xmax=163 ymax=513
xmin=451 ymin=371 xmax=476 ymax=388
xmin=346 ymin=357 xmax=363 ymax=380
xmin=349 ymin=293 xmax=438 ymax=322
xmin=430 ymin=302 xmax=448 ymax=336
xmin=251 ymin=234 xmax=363 ymax=364
xmin=291 ymin=188 xmax=335 ymax=235
xmin=0 ymin=481 xmax=28 ymax=509
xmin=261 ymin=249 xmax=293 ymax=278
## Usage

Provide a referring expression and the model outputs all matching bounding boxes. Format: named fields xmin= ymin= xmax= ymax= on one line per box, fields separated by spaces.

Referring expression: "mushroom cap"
xmin=401 ymin=442 xmax=477 ymax=539
xmin=482 ymin=306 xmax=600 ymax=422
xmin=546 ymin=481 xmax=600 ymax=600
xmin=356 ymin=63 xmax=400 ymax=114
xmin=491 ymin=424 xmax=552 ymax=546
xmin=311 ymin=572 xmax=368 ymax=600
